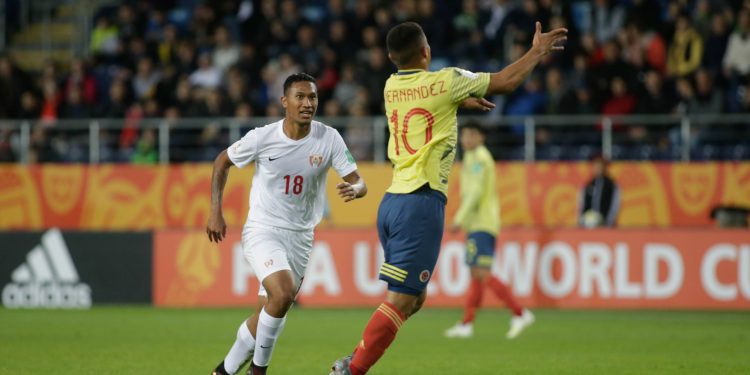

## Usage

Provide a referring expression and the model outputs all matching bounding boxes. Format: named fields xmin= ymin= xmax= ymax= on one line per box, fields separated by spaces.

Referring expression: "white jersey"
xmin=227 ymin=120 xmax=357 ymax=231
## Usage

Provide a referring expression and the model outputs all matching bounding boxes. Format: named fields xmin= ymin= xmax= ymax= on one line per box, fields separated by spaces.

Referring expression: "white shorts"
xmin=242 ymin=225 xmax=314 ymax=297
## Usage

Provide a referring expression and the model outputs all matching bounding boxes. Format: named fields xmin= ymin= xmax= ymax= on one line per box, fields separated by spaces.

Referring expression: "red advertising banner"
xmin=153 ymin=228 xmax=750 ymax=309
xmin=1 ymin=163 xmax=749 ymax=229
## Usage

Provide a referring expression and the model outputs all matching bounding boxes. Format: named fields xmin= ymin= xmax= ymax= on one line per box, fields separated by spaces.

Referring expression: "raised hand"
xmin=532 ymin=21 xmax=568 ymax=56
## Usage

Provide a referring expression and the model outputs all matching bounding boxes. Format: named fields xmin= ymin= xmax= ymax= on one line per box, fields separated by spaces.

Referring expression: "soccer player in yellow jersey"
xmin=444 ymin=122 xmax=534 ymax=341
xmin=331 ymin=21 xmax=567 ymax=374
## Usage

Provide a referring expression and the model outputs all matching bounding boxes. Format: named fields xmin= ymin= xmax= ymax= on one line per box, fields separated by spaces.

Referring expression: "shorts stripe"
xmin=381 ymin=263 xmax=408 ymax=277
xmin=379 ymin=268 xmax=406 ymax=282
xmin=377 ymin=304 xmax=403 ymax=328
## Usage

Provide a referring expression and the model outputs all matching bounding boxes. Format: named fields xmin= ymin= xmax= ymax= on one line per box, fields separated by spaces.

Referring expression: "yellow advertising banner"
xmin=0 ymin=163 xmax=748 ymax=230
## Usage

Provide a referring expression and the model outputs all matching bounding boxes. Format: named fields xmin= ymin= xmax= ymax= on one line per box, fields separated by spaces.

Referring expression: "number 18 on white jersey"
xmin=227 ymin=120 xmax=358 ymax=231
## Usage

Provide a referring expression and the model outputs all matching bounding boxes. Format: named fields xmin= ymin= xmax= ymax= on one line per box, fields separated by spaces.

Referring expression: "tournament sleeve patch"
xmin=455 ymin=68 xmax=479 ymax=80
xmin=345 ymin=150 xmax=355 ymax=164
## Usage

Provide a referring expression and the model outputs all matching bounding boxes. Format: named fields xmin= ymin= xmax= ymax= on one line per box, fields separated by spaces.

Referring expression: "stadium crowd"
xmin=1 ymin=0 xmax=750 ymax=163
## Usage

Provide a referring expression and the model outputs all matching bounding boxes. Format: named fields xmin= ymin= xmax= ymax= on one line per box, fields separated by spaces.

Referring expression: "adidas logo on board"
xmin=2 ymin=228 xmax=92 ymax=309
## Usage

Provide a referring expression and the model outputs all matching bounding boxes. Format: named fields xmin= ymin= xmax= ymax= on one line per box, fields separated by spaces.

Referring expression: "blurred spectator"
xmin=19 ymin=92 xmax=41 ymax=119
xmin=600 ymin=76 xmax=636 ymax=129
xmin=323 ymin=99 xmax=343 ymax=117
xmin=131 ymin=128 xmax=158 ymax=164
xmin=635 ymin=70 xmax=675 ymax=115
xmin=344 ymin=103 xmax=373 ymax=161
xmin=234 ymin=102 xmax=253 ymax=119
xmin=691 ymin=70 xmax=724 ymax=115
xmin=417 ymin=0 xmax=447 ymax=53
xmin=175 ymin=40 xmax=197 ymax=76
xmin=132 ymin=57 xmax=161 ymax=100
xmin=191 ymin=3 xmax=219 ymax=49
xmin=359 ymin=47 xmax=391 ymax=113
xmin=327 ymin=20 xmax=355 ymax=61
xmin=226 ymin=70 xmax=250 ymax=114
xmin=561 ymin=85 xmax=598 ymax=115
xmin=578 ymin=155 xmax=620 ymax=228
xmin=544 ymin=68 xmax=566 ymax=114
xmin=99 ymin=80 xmax=130 ymax=118
xmin=333 ymin=63 xmax=359 ymax=108
xmin=265 ymin=53 xmax=300 ymax=101
xmin=505 ymin=74 xmax=546 ymax=133
xmin=675 ymin=77 xmax=696 ymax=114
xmin=702 ymin=13 xmax=731 ymax=74
xmin=29 ymin=126 xmax=60 ymax=163
xmin=629 ymin=0 xmax=662 ymax=33
xmin=64 ymin=59 xmax=97 ymax=105
xmin=213 ymin=25 xmax=241 ymax=73
xmin=0 ymin=55 xmax=31 ymax=118
xmin=189 ymin=52 xmax=222 ymax=89
xmin=198 ymin=121 xmax=224 ymax=161
xmin=620 ymin=22 xmax=666 ymax=73
xmin=144 ymin=9 xmax=167 ymax=42
xmin=739 ymin=81 xmax=750 ymax=113
xmin=157 ymin=24 xmax=180 ymax=67
xmin=667 ymin=13 xmax=704 ymax=78
xmin=90 ymin=16 xmax=119 ymax=56
xmin=196 ymin=89 xmax=232 ymax=117
xmin=590 ymin=40 xmax=636 ymax=98
xmin=593 ymin=0 xmax=626 ymax=43
xmin=59 ymin=86 xmax=93 ymax=119
xmin=292 ymin=24 xmax=323 ymax=76
xmin=723 ymin=8 xmax=750 ymax=78
xmin=115 ymin=4 xmax=140 ymax=41
xmin=453 ymin=0 xmax=485 ymax=41
xmin=0 ymin=127 xmax=15 ymax=162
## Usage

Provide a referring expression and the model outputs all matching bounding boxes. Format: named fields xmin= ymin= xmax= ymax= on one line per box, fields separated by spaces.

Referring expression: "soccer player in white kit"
xmin=207 ymin=73 xmax=367 ymax=375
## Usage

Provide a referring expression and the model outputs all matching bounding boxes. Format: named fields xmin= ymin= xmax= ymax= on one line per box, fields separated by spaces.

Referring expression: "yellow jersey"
xmin=383 ymin=68 xmax=490 ymax=196
xmin=453 ymin=145 xmax=500 ymax=235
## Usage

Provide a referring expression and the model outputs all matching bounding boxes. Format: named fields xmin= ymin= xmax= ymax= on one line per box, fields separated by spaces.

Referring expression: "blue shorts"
xmin=377 ymin=185 xmax=446 ymax=296
xmin=466 ymin=232 xmax=496 ymax=268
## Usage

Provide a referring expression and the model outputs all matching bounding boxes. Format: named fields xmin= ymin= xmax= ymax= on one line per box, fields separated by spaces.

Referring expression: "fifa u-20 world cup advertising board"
xmin=0 ymin=229 xmax=152 ymax=309
xmin=153 ymin=229 xmax=750 ymax=309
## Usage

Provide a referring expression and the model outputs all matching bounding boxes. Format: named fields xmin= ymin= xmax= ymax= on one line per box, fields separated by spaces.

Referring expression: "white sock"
xmin=223 ymin=320 xmax=255 ymax=374
xmin=252 ymin=307 xmax=287 ymax=367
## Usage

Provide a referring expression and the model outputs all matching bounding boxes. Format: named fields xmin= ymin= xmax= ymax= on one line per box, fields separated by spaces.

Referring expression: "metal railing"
xmin=0 ymin=114 xmax=749 ymax=164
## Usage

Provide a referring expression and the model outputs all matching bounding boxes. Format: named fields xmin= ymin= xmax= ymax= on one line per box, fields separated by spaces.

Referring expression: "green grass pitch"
xmin=2 ymin=307 xmax=749 ymax=374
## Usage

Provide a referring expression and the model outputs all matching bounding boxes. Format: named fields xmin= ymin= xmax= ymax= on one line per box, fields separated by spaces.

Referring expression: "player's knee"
xmin=265 ymin=288 xmax=296 ymax=314
xmin=408 ymin=293 xmax=427 ymax=317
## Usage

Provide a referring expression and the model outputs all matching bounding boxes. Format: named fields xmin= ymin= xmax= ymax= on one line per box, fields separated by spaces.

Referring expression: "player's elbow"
xmin=214 ymin=150 xmax=233 ymax=170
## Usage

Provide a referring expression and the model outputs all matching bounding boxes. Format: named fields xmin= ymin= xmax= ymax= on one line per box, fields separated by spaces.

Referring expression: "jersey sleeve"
xmin=226 ymin=129 xmax=259 ymax=168
xmin=447 ymin=68 xmax=491 ymax=103
xmin=330 ymin=129 xmax=358 ymax=177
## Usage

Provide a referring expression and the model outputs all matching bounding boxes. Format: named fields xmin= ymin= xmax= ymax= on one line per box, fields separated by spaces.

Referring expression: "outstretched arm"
xmin=487 ymin=22 xmax=567 ymax=95
xmin=207 ymin=150 xmax=233 ymax=242
xmin=336 ymin=171 xmax=367 ymax=203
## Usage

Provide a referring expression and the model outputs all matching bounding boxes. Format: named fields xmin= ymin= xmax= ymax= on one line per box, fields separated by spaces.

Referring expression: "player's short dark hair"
xmin=461 ymin=121 xmax=488 ymax=136
xmin=386 ymin=22 xmax=426 ymax=67
xmin=283 ymin=73 xmax=316 ymax=94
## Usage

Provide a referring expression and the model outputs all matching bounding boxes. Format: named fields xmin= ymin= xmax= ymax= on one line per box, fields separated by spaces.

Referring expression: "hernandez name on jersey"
xmin=227 ymin=120 xmax=357 ymax=231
